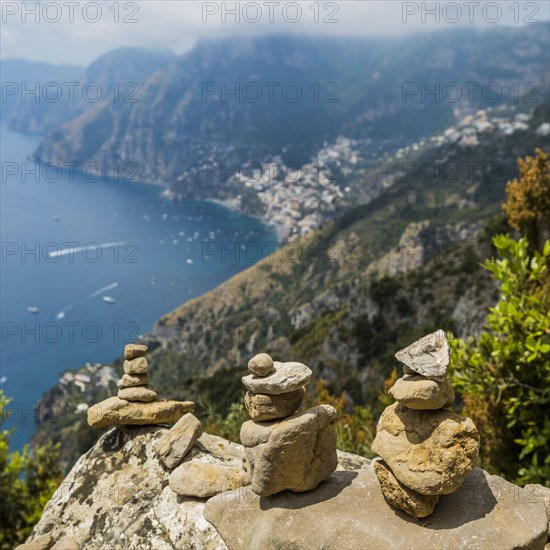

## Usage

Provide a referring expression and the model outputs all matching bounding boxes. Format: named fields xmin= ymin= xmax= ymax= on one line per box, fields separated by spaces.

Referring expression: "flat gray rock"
xmin=395 ymin=329 xmax=450 ymax=380
xmin=204 ymin=466 xmax=549 ymax=550
xmin=154 ymin=413 xmax=203 ymax=469
xmin=242 ymin=361 xmax=312 ymax=395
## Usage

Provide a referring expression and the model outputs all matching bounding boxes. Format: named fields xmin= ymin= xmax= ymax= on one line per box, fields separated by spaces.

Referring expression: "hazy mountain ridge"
xmin=33 ymin=25 xmax=549 ymax=208
xmin=1 ymin=59 xmax=83 ymax=125
xmin=5 ymin=48 xmax=175 ymax=133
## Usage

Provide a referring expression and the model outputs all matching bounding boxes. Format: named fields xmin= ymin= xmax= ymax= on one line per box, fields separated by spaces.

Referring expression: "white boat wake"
xmin=47 ymin=242 xmax=131 ymax=259
xmin=88 ymin=282 xmax=119 ymax=298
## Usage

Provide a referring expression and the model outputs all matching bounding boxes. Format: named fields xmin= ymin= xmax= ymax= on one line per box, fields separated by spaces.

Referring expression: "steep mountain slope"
xmin=31 ymin=104 xmax=550 ymax=471
xmin=34 ymin=25 xmax=549 ymax=198
xmin=7 ymin=48 xmax=175 ymax=133
xmin=150 ymin=105 xmax=549 ymax=401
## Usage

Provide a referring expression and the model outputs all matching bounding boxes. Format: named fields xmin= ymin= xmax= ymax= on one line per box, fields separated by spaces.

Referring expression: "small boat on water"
xmin=27 ymin=306 xmax=39 ymax=314
xmin=52 ymin=216 xmax=61 ymax=222
xmin=102 ymin=296 xmax=116 ymax=305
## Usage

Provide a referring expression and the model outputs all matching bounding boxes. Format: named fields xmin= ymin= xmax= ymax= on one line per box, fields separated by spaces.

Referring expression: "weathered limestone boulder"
xmin=87 ymin=396 xmax=194 ymax=428
xmin=373 ymin=459 xmax=439 ymax=519
xmin=124 ymin=343 xmax=148 ymax=359
xmin=240 ymin=404 xmax=337 ymax=496
xmin=242 ymin=361 xmax=312 ymax=394
xmin=169 ymin=460 xmax=249 ymax=498
xmin=244 ymin=387 xmax=305 ymax=422
xmin=154 ymin=413 xmax=203 ymax=468
xmin=247 ymin=353 xmax=274 ymax=376
xmin=204 ymin=466 xmax=549 ymax=550
xmin=123 ymin=357 xmax=149 ymax=375
xmin=26 ymin=428 xmax=368 ymax=549
xmin=372 ymin=403 xmax=479 ymax=495
xmin=395 ymin=329 xmax=450 ymax=380
xmin=117 ymin=386 xmax=157 ymax=402
xmin=28 ymin=427 xmax=227 ymax=550
xmin=388 ymin=374 xmax=454 ymax=410
xmin=117 ymin=373 xmax=149 ymax=389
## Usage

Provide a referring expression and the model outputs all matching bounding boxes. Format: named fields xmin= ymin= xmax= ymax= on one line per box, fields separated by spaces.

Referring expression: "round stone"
xmin=242 ymin=361 xmax=312 ymax=395
xmin=123 ymin=357 xmax=149 ymax=375
xmin=124 ymin=343 xmax=148 ymax=360
xmin=117 ymin=373 xmax=149 ymax=389
xmin=248 ymin=353 xmax=275 ymax=377
xmin=388 ymin=374 xmax=455 ymax=410
xmin=118 ymin=385 xmax=157 ymax=402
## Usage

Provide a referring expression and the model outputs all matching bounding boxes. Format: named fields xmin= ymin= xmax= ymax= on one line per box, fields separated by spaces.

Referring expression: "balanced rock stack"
xmin=372 ymin=330 xmax=480 ymax=519
xmin=87 ymin=343 xmax=194 ymax=428
xmin=118 ymin=344 xmax=157 ymax=402
xmin=240 ymin=353 xmax=338 ymax=497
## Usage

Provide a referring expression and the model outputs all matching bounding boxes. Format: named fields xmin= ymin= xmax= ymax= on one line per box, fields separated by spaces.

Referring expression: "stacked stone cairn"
xmin=240 ymin=353 xmax=338 ymax=497
xmin=118 ymin=344 xmax=156 ymax=402
xmin=87 ymin=344 xmax=194 ymax=428
xmin=372 ymin=330 xmax=480 ymax=519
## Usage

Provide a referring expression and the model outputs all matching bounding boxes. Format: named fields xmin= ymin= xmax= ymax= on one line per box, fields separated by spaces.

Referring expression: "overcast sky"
xmin=2 ymin=0 xmax=549 ymax=65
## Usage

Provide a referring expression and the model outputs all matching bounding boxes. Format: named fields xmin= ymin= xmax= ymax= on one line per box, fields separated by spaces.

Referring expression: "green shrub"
xmin=450 ymin=236 xmax=550 ymax=486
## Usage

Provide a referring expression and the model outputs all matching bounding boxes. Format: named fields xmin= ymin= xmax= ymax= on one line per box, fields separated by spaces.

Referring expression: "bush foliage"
xmin=0 ymin=391 xmax=61 ymax=549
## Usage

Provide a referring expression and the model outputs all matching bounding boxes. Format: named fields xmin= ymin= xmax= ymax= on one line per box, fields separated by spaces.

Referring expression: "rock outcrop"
xmin=25 ymin=427 xmax=370 ymax=549
xmin=22 ymin=339 xmax=550 ymax=549
xmin=204 ymin=466 xmax=549 ymax=550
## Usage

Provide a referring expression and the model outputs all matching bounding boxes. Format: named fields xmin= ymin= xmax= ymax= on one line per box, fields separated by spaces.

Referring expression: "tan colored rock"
xmin=395 ymin=329 xmax=450 ymax=380
xmin=240 ymin=405 xmax=337 ymax=496
xmin=117 ymin=385 xmax=157 ymax=402
xmin=204 ymin=466 xmax=549 ymax=550
xmin=124 ymin=343 xmax=148 ymax=359
xmin=87 ymin=396 xmax=194 ymax=428
xmin=154 ymin=413 xmax=203 ymax=468
xmin=14 ymin=533 xmax=53 ymax=550
xmin=244 ymin=387 xmax=305 ymax=421
xmin=242 ymin=361 xmax=312 ymax=395
xmin=373 ymin=459 xmax=439 ymax=519
xmin=372 ymin=403 xmax=479 ymax=495
xmin=196 ymin=432 xmax=247 ymax=463
xmin=51 ymin=537 xmax=79 ymax=549
xmin=169 ymin=460 xmax=249 ymax=498
xmin=123 ymin=356 xmax=149 ymax=375
xmin=117 ymin=373 xmax=149 ymax=389
xmin=388 ymin=374 xmax=454 ymax=410
xmin=248 ymin=353 xmax=275 ymax=376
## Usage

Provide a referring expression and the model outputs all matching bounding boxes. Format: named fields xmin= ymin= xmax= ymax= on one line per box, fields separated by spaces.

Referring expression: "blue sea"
xmin=0 ymin=122 xmax=277 ymax=449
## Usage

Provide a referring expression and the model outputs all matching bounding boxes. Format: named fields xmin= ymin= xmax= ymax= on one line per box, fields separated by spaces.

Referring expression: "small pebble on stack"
xmin=372 ymin=330 xmax=480 ymax=519
xmin=117 ymin=344 xmax=157 ymax=402
xmin=240 ymin=354 xmax=338 ymax=496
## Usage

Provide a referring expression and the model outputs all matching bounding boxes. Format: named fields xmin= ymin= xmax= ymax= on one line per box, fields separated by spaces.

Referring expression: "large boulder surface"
xmin=28 ymin=426 xmax=227 ymax=550
xmin=26 ymin=427 xmax=368 ymax=550
xmin=204 ymin=465 xmax=549 ymax=550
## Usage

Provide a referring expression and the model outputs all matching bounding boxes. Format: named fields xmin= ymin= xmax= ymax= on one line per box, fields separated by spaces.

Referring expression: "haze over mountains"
xmin=4 ymin=24 xmax=549 ymax=231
